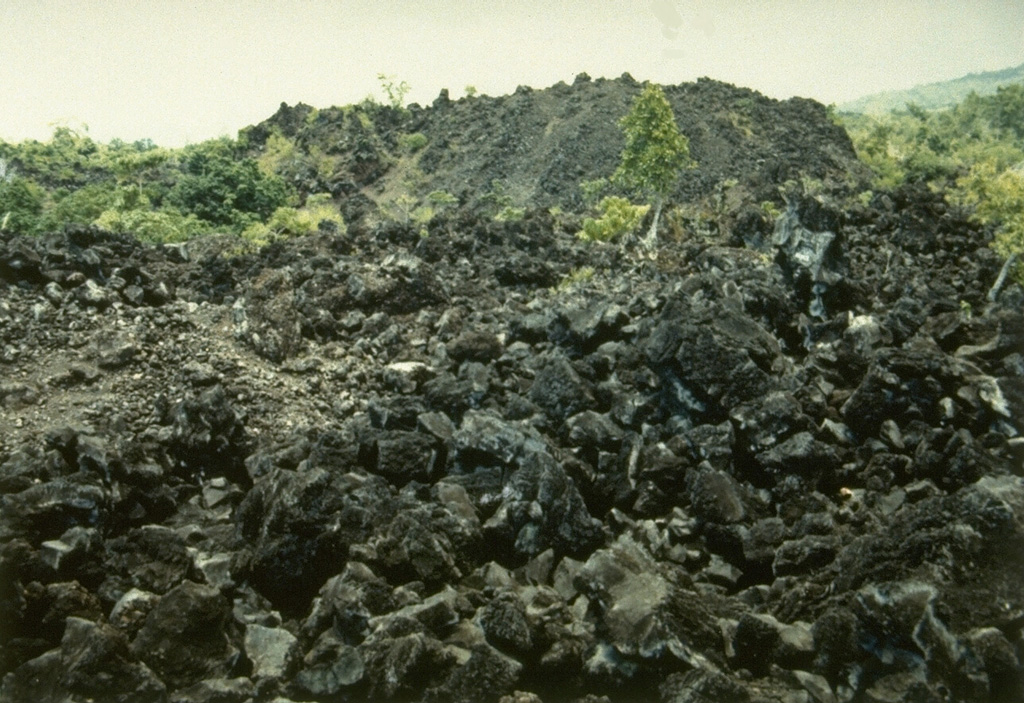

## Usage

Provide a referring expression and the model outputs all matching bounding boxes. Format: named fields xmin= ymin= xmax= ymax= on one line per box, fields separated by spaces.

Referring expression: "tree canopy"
xmin=612 ymin=84 xmax=693 ymax=247
xmin=614 ymin=84 xmax=692 ymax=201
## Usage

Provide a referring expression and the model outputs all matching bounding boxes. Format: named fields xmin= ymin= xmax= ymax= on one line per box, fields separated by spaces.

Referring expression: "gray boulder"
xmin=129 ymin=581 xmax=231 ymax=689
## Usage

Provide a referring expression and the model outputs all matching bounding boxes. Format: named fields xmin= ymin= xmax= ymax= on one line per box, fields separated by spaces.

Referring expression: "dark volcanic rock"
xmin=2 ymin=616 xmax=168 ymax=703
xmin=574 ymin=535 xmax=726 ymax=671
xmin=60 ymin=617 xmax=166 ymax=702
xmin=100 ymin=525 xmax=193 ymax=596
xmin=731 ymin=391 xmax=814 ymax=455
xmin=528 ymin=354 xmax=596 ymax=423
xmin=235 ymin=467 xmax=390 ymax=612
xmin=756 ymin=431 xmax=841 ymax=488
xmin=237 ymin=268 xmax=304 ymax=362
xmin=166 ymin=385 xmax=252 ymax=485
xmin=688 ymin=467 xmax=747 ymax=524
xmin=483 ymin=451 xmax=603 ymax=563
xmin=832 ymin=475 xmax=1024 ymax=596
xmin=448 ymin=330 xmax=503 ymax=364
xmin=647 ymin=299 xmax=783 ymax=421
xmin=450 ymin=410 xmax=543 ymax=471
xmin=369 ymin=493 xmax=482 ymax=586
xmin=294 ymin=630 xmax=365 ymax=697
xmin=0 ymin=478 xmax=109 ymax=544
xmin=0 ymin=75 xmax=1021 ymax=703
xmin=129 ymin=581 xmax=231 ymax=690
xmin=360 ymin=429 xmax=444 ymax=486
xmin=772 ymin=197 xmax=845 ymax=315
xmin=479 ymin=590 xmax=532 ymax=654
xmin=351 ymin=252 xmax=450 ymax=314
xmin=437 ymin=644 xmax=522 ymax=703
xmin=360 ymin=629 xmax=455 ymax=700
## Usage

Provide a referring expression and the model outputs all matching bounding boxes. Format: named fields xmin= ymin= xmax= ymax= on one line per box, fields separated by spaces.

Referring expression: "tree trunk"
xmin=641 ymin=197 xmax=663 ymax=251
xmin=988 ymin=252 xmax=1019 ymax=302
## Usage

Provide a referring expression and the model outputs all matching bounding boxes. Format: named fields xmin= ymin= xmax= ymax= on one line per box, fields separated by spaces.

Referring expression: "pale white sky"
xmin=2 ymin=1 xmax=1023 ymax=146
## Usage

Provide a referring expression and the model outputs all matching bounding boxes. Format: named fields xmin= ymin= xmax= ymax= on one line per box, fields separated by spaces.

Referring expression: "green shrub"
xmin=381 ymin=190 xmax=456 ymax=228
xmin=167 ymin=138 xmax=292 ymax=230
xmin=398 ymin=132 xmax=429 ymax=153
xmin=356 ymin=110 xmax=374 ymax=130
xmin=411 ymin=207 xmax=435 ymax=226
xmin=0 ymin=178 xmax=45 ymax=233
xmin=479 ymin=180 xmax=514 ymax=214
xmin=257 ymin=132 xmax=338 ymax=184
xmin=577 ymin=196 xmax=649 ymax=243
xmin=416 ymin=190 xmax=458 ymax=224
xmin=257 ymin=131 xmax=299 ymax=176
xmin=554 ymin=266 xmax=595 ymax=292
xmin=579 ymin=178 xmax=610 ymax=207
xmin=494 ymin=205 xmax=526 ymax=222
xmin=426 ymin=189 xmax=457 ymax=207
xmin=956 ymin=160 xmax=1024 ymax=283
xmin=759 ymin=200 xmax=782 ymax=220
xmin=95 ymin=207 xmax=207 ymax=244
xmin=38 ymin=184 xmax=117 ymax=231
xmin=242 ymin=193 xmax=344 ymax=247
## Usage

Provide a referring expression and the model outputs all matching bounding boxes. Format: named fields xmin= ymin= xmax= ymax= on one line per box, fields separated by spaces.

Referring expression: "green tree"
xmin=842 ymin=84 xmax=1024 ymax=191
xmin=0 ymin=126 xmax=108 ymax=189
xmin=956 ymin=160 xmax=1024 ymax=285
xmin=167 ymin=138 xmax=292 ymax=230
xmin=37 ymin=184 xmax=117 ymax=231
xmin=577 ymin=196 xmax=649 ymax=242
xmin=378 ymin=73 xmax=411 ymax=110
xmin=241 ymin=193 xmax=345 ymax=247
xmin=0 ymin=177 xmax=44 ymax=233
xmin=613 ymin=84 xmax=694 ymax=248
xmin=113 ymin=146 xmax=172 ymax=189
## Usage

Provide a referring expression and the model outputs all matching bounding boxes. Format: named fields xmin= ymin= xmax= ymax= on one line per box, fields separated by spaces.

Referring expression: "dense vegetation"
xmin=839 ymin=82 xmax=1024 ymax=282
xmin=0 ymin=127 xmax=341 ymax=247
xmin=1 ymin=130 xmax=270 ymax=242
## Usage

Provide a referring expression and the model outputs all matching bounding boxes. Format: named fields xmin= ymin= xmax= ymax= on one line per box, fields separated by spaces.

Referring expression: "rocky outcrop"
xmin=0 ymin=120 xmax=1021 ymax=702
xmin=240 ymin=75 xmax=867 ymax=213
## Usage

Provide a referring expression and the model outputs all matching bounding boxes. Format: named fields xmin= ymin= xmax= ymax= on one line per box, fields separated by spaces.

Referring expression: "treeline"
xmin=840 ymin=83 xmax=1024 ymax=281
xmin=0 ymin=76 xmax=429 ymax=248
xmin=0 ymin=127 xmax=342 ymax=247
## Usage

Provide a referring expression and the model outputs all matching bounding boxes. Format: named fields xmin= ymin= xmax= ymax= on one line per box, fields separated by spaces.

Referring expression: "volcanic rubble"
xmin=0 ymin=84 xmax=1023 ymax=703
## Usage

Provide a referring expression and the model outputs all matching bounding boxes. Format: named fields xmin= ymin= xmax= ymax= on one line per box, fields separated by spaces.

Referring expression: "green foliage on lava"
xmin=840 ymin=83 xmax=1024 ymax=282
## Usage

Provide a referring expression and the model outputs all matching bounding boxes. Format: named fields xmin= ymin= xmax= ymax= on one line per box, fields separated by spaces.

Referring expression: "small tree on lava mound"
xmin=613 ymin=84 xmax=694 ymax=249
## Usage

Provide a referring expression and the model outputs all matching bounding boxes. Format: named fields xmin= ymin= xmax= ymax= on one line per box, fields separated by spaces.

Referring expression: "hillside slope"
xmin=243 ymin=74 xmax=866 ymax=218
xmin=840 ymin=62 xmax=1024 ymax=114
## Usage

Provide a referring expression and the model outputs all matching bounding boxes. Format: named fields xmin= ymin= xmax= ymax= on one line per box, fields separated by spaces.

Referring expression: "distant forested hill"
xmin=840 ymin=62 xmax=1024 ymax=114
